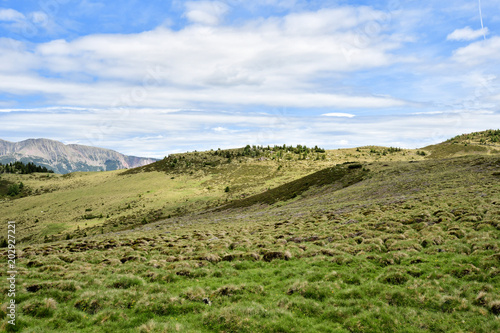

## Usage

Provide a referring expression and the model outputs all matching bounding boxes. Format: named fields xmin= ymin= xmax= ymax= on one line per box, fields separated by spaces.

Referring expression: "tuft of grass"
xmin=22 ymin=298 xmax=57 ymax=318
xmin=109 ymin=275 xmax=144 ymax=289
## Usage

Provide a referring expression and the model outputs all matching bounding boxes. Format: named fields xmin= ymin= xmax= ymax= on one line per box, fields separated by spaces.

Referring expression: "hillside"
xmin=0 ymin=138 xmax=158 ymax=174
xmin=423 ymin=129 xmax=500 ymax=159
xmin=0 ymin=131 xmax=499 ymax=332
xmin=0 ymin=144 xmax=420 ymax=244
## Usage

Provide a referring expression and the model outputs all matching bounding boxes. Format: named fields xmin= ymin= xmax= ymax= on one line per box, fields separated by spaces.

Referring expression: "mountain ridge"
xmin=0 ymin=138 xmax=158 ymax=174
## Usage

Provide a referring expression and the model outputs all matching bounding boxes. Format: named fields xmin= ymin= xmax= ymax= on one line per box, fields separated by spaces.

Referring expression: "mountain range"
xmin=0 ymin=138 xmax=158 ymax=173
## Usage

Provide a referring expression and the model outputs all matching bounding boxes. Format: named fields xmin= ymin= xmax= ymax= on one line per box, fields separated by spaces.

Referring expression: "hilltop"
xmin=423 ymin=129 xmax=500 ymax=159
xmin=0 ymin=138 xmax=158 ymax=174
xmin=0 ymin=130 xmax=499 ymax=332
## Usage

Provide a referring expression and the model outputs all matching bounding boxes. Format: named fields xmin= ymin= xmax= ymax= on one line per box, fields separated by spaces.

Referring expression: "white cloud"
xmin=0 ymin=71 xmax=407 ymax=109
xmin=321 ymin=113 xmax=356 ymax=118
xmin=0 ymin=7 xmax=411 ymax=109
xmin=283 ymin=6 xmax=389 ymax=35
xmin=452 ymin=36 xmax=500 ymax=65
xmin=0 ymin=8 xmax=25 ymax=22
xmin=185 ymin=1 xmax=229 ymax=25
xmin=0 ymin=38 xmax=39 ymax=73
xmin=447 ymin=26 xmax=488 ymax=41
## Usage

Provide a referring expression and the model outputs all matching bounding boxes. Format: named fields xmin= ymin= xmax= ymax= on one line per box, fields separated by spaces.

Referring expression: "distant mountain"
xmin=0 ymin=138 xmax=158 ymax=174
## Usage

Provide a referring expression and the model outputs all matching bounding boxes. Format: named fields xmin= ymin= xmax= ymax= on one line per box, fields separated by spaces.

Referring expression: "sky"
xmin=0 ymin=0 xmax=499 ymax=158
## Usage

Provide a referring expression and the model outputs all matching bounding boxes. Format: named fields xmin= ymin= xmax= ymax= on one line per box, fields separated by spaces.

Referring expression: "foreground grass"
xmin=1 ymin=154 xmax=499 ymax=332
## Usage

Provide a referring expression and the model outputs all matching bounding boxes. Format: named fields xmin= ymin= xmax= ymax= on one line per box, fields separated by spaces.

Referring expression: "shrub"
xmin=7 ymin=184 xmax=20 ymax=196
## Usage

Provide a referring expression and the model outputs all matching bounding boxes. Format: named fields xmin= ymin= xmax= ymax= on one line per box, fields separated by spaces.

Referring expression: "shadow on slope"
xmin=217 ymin=163 xmax=368 ymax=211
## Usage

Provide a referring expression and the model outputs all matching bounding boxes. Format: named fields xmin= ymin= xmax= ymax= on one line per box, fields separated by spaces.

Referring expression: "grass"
xmin=1 ymin=131 xmax=499 ymax=332
xmin=0 ymin=145 xmax=422 ymax=244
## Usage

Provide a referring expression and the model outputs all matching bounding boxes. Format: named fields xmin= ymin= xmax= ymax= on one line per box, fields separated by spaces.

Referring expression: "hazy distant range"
xmin=0 ymin=138 xmax=158 ymax=174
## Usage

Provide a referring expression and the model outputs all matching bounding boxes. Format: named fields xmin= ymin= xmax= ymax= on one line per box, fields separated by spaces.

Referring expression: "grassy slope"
xmin=0 ymin=146 xmax=422 ymax=244
xmin=217 ymin=163 xmax=368 ymax=210
xmin=424 ymin=129 xmax=500 ymax=159
xmin=1 ymin=133 xmax=500 ymax=332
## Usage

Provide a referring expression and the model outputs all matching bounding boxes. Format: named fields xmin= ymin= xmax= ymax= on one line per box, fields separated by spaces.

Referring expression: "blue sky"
xmin=0 ymin=0 xmax=499 ymax=157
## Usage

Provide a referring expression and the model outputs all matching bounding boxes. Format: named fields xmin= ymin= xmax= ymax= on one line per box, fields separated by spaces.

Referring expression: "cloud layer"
xmin=0 ymin=6 xmax=412 ymax=109
xmin=1 ymin=107 xmax=498 ymax=158
xmin=0 ymin=0 xmax=499 ymax=156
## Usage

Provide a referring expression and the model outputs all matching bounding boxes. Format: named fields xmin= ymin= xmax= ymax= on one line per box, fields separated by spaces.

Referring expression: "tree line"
xmin=211 ymin=144 xmax=326 ymax=158
xmin=0 ymin=161 xmax=54 ymax=174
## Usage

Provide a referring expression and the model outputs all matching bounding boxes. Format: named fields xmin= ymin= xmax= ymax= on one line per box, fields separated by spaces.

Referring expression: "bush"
xmin=7 ymin=184 xmax=20 ymax=196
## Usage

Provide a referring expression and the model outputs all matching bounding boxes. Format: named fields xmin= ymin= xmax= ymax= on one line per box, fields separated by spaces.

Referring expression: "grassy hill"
xmin=424 ymin=129 xmax=500 ymax=159
xmin=0 ymin=131 xmax=499 ymax=332
xmin=0 ymin=144 xmax=420 ymax=244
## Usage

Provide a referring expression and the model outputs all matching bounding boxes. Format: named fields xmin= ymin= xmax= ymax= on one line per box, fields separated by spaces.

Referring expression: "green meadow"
xmin=1 ymin=130 xmax=499 ymax=332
